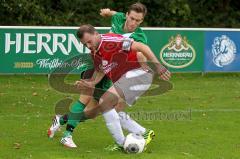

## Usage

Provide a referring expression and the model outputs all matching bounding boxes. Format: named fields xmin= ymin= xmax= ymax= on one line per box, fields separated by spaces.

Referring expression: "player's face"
xmin=125 ymin=11 xmax=144 ymax=32
xmin=80 ymin=32 xmax=100 ymax=52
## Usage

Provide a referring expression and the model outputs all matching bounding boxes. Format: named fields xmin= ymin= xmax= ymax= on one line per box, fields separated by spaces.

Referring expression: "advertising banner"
xmin=145 ymin=30 xmax=204 ymax=72
xmin=1 ymin=27 xmax=240 ymax=74
xmin=0 ymin=27 xmax=108 ymax=74
xmin=204 ymin=31 xmax=240 ymax=72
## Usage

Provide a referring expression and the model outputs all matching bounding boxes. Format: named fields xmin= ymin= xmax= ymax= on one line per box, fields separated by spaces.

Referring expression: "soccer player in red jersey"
xmin=49 ymin=3 xmax=157 ymax=149
xmin=74 ymin=24 xmax=171 ymax=150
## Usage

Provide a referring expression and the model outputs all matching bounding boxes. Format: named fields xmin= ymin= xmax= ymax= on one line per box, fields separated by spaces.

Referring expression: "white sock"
xmin=118 ymin=111 xmax=146 ymax=134
xmin=103 ymin=109 xmax=125 ymax=146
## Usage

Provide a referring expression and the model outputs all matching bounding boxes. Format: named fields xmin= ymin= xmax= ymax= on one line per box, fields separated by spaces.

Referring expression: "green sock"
xmin=63 ymin=130 xmax=72 ymax=137
xmin=67 ymin=100 xmax=86 ymax=128
xmin=59 ymin=114 xmax=68 ymax=125
xmin=62 ymin=100 xmax=88 ymax=138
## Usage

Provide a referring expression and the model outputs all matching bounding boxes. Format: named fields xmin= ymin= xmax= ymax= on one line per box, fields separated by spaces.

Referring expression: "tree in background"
xmin=0 ymin=0 xmax=239 ymax=27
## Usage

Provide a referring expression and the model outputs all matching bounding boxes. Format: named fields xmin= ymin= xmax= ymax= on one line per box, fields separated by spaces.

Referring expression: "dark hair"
xmin=77 ymin=24 xmax=96 ymax=39
xmin=128 ymin=2 xmax=147 ymax=17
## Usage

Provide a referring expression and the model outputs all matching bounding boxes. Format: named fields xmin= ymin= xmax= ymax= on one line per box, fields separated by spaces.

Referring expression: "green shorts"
xmin=93 ymin=76 xmax=112 ymax=101
xmin=80 ymin=69 xmax=113 ymax=101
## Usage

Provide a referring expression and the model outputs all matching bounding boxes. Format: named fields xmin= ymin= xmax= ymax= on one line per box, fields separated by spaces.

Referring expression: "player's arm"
xmin=100 ymin=8 xmax=117 ymax=17
xmin=90 ymin=69 xmax=105 ymax=84
xmin=131 ymin=41 xmax=171 ymax=81
xmin=75 ymin=70 xmax=105 ymax=88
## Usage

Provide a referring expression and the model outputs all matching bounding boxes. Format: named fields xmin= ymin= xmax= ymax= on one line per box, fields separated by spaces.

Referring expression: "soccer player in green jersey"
xmin=101 ymin=5 xmax=147 ymax=44
xmin=99 ymin=3 xmax=155 ymax=151
xmin=48 ymin=2 xmax=155 ymax=150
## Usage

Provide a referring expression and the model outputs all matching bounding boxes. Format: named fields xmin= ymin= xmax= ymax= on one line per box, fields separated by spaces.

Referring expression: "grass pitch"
xmin=0 ymin=73 xmax=240 ymax=159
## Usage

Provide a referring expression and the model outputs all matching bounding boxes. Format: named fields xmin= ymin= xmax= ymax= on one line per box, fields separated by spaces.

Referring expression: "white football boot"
xmin=48 ymin=115 xmax=61 ymax=138
xmin=60 ymin=135 xmax=77 ymax=148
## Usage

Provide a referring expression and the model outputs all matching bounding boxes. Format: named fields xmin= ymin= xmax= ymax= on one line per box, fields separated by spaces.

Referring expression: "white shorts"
xmin=114 ymin=68 xmax=153 ymax=106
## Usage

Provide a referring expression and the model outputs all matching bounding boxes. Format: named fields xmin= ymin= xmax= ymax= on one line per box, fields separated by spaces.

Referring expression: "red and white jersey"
xmin=93 ymin=33 xmax=141 ymax=82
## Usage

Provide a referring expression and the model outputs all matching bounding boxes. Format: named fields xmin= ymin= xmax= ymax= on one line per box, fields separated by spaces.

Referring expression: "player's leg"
xmin=90 ymin=76 xmax=148 ymax=136
xmin=116 ymin=102 xmax=146 ymax=134
xmin=48 ymin=93 xmax=92 ymax=137
xmin=59 ymin=75 xmax=109 ymax=130
xmin=60 ymin=71 xmax=108 ymax=147
xmin=60 ymin=85 xmax=111 ymax=147
xmin=94 ymin=76 xmax=155 ymax=148
xmin=48 ymin=95 xmax=91 ymax=139
xmin=84 ymin=85 xmax=126 ymax=150
xmin=63 ymin=68 xmax=94 ymax=130
xmin=60 ymin=89 xmax=93 ymax=148
xmin=48 ymin=69 xmax=93 ymax=139
xmin=85 ymin=68 xmax=153 ymax=149
xmin=84 ymin=97 xmax=98 ymax=112
xmin=48 ymin=89 xmax=93 ymax=139
xmin=114 ymin=68 xmax=154 ymax=147
xmin=115 ymin=100 xmax=155 ymax=147
xmin=64 ymin=93 xmax=91 ymax=133
xmin=59 ymin=93 xmax=92 ymax=125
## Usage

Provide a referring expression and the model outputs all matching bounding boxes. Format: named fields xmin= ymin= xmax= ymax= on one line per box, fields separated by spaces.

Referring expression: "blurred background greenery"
xmin=0 ymin=0 xmax=239 ymax=27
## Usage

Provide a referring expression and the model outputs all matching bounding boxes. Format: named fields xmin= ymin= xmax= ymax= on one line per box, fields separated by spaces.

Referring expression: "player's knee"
xmin=79 ymin=94 xmax=92 ymax=105
xmin=115 ymin=102 xmax=126 ymax=112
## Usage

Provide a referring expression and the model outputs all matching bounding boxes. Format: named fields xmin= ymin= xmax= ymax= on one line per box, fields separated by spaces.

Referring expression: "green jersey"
xmin=110 ymin=12 xmax=147 ymax=44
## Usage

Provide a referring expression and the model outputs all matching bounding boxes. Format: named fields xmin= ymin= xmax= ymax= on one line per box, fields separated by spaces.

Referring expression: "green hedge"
xmin=0 ymin=0 xmax=239 ymax=27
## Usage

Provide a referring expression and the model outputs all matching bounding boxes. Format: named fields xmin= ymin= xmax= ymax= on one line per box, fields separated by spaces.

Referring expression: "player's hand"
xmin=100 ymin=8 xmax=111 ymax=17
xmin=157 ymin=65 xmax=171 ymax=81
xmin=75 ymin=80 xmax=95 ymax=89
xmin=74 ymin=80 xmax=85 ymax=89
